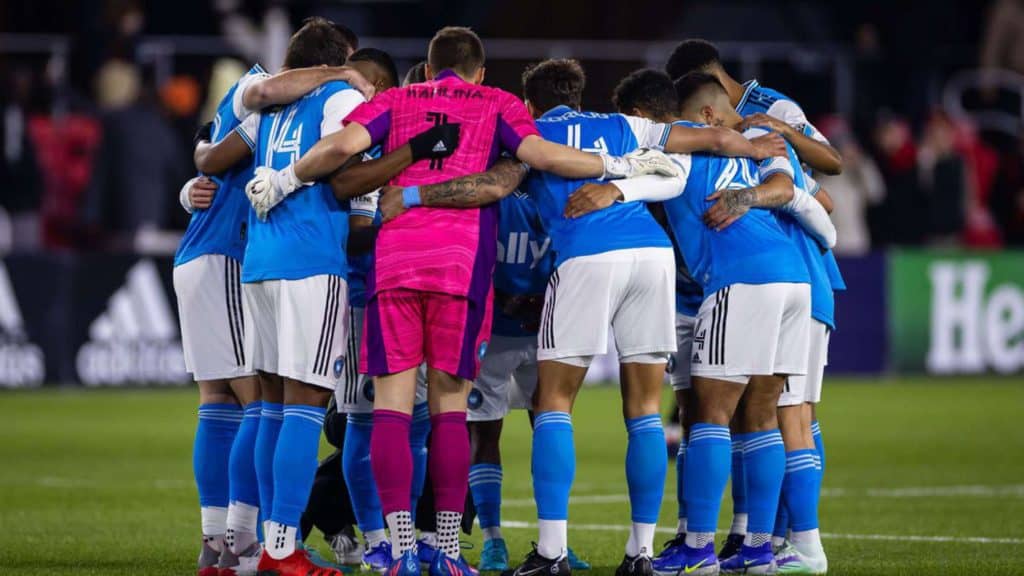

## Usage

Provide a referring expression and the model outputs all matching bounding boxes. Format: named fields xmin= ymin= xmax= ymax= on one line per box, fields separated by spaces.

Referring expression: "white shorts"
xmin=467 ymin=335 xmax=538 ymax=421
xmin=691 ymin=282 xmax=811 ymax=383
xmin=779 ymin=319 xmax=831 ymax=406
xmin=537 ymin=248 xmax=676 ymax=363
xmin=335 ymin=305 xmax=428 ymax=412
xmin=173 ymin=254 xmax=255 ymax=381
xmin=242 ymin=275 xmax=349 ymax=390
xmin=670 ymin=313 xmax=696 ymax=391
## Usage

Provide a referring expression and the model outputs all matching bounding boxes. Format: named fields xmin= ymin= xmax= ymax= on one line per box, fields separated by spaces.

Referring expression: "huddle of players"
xmin=175 ymin=17 xmax=842 ymax=576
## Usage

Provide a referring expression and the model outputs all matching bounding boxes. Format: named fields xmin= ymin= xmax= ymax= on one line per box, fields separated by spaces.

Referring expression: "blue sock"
xmin=773 ymin=498 xmax=790 ymax=539
xmin=194 ymin=403 xmax=243 ymax=511
xmin=675 ymin=437 xmax=687 ymax=528
xmin=342 ymin=412 xmax=385 ymax=534
xmin=270 ymin=405 xmax=327 ymax=527
xmin=730 ymin=433 xmax=748 ymax=530
xmin=254 ymin=402 xmax=283 ymax=523
xmin=625 ymin=414 xmax=666 ymax=524
xmin=409 ymin=402 xmax=431 ymax=516
xmin=683 ymin=424 xmax=732 ymax=535
xmin=229 ymin=401 xmax=262 ymax=508
xmin=532 ymin=412 xmax=574 ymax=521
xmin=469 ymin=463 xmax=503 ymax=530
xmin=811 ymin=420 xmax=825 ymax=474
xmin=742 ymin=430 xmax=786 ymax=543
xmin=782 ymin=449 xmax=819 ymax=533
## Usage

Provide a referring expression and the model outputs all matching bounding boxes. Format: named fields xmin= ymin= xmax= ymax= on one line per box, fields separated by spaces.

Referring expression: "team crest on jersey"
xmin=468 ymin=388 xmax=484 ymax=410
xmin=363 ymin=379 xmax=375 ymax=402
xmin=333 ymin=355 xmax=345 ymax=379
xmin=478 ymin=340 xmax=489 ymax=360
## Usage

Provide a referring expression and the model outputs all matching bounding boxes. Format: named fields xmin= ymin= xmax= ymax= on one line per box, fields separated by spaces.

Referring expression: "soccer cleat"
xmin=479 ymin=538 xmax=510 ymax=571
xmin=717 ymin=534 xmax=745 ymax=561
xmin=199 ymin=537 xmax=225 ymax=576
xmin=385 ymin=549 xmax=422 ymax=576
xmin=329 ymin=529 xmax=363 ymax=566
xmin=614 ymin=554 xmax=654 ymax=576
xmin=774 ymin=542 xmax=827 ymax=575
xmin=219 ymin=542 xmax=262 ymax=576
xmin=361 ymin=541 xmax=393 ymax=574
xmin=255 ymin=548 xmax=346 ymax=576
xmin=429 ymin=551 xmax=479 ymax=576
xmin=417 ymin=537 xmax=440 ymax=567
xmin=567 ymin=547 xmax=590 ymax=570
xmin=651 ymin=534 xmax=687 ymax=576
xmin=678 ymin=542 xmax=720 ymax=576
xmin=501 ymin=544 xmax=570 ymax=576
xmin=719 ymin=543 xmax=776 ymax=575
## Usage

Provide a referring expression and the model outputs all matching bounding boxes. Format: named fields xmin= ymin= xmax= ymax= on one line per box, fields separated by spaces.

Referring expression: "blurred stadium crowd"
xmin=1 ymin=0 xmax=1022 ymax=255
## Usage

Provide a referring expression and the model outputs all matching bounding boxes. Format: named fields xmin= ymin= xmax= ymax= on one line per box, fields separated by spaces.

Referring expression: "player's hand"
xmin=564 ymin=182 xmax=623 ymax=219
xmin=378 ymin=185 xmax=407 ymax=223
xmin=740 ymin=113 xmax=793 ymax=138
xmin=748 ymin=132 xmax=787 ymax=160
xmin=703 ymin=187 xmax=756 ymax=231
xmin=334 ymin=66 xmax=376 ymax=100
xmin=408 ymin=123 xmax=461 ymax=162
xmin=245 ymin=165 xmax=307 ymax=221
xmin=189 ymin=176 xmax=218 ymax=210
xmin=601 ymin=148 xmax=680 ymax=180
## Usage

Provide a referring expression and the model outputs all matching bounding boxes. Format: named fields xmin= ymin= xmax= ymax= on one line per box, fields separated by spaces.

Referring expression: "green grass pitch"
xmin=2 ymin=378 xmax=1023 ymax=575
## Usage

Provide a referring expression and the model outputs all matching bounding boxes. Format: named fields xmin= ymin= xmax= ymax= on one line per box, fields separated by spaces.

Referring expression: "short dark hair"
xmin=332 ymin=22 xmax=359 ymax=54
xmin=665 ymin=39 xmax=721 ymax=81
xmin=428 ymin=27 xmax=485 ymax=77
xmin=348 ymin=48 xmax=399 ymax=89
xmin=674 ymin=72 xmax=727 ymax=113
xmin=522 ymin=59 xmax=585 ymax=114
xmin=612 ymin=69 xmax=679 ymax=120
xmin=403 ymin=61 xmax=427 ymax=86
xmin=284 ymin=17 xmax=351 ymax=69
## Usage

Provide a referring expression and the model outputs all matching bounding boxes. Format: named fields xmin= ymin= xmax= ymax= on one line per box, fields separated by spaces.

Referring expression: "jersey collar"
xmin=540 ymin=105 xmax=574 ymax=119
xmin=736 ymin=79 xmax=759 ymax=112
xmin=434 ymin=69 xmax=462 ymax=81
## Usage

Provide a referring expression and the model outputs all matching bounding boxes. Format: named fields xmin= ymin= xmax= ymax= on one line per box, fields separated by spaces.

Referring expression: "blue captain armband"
xmin=402 ymin=186 xmax=422 ymax=208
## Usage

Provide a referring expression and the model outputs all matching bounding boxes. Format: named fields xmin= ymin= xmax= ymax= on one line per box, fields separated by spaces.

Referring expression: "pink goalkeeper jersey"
xmin=344 ymin=70 xmax=540 ymax=302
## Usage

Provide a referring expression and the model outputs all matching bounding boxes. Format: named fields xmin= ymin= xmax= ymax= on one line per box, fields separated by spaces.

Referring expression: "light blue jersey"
xmin=174 ymin=64 xmax=265 ymax=267
xmin=662 ymin=121 xmax=808 ymax=296
xmin=675 ymin=255 xmax=704 ymax=317
xmin=493 ymin=191 xmax=555 ymax=337
xmin=242 ymin=80 xmax=360 ymax=283
xmin=525 ymin=106 xmax=673 ymax=265
xmin=346 ymin=147 xmax=384 ymax=309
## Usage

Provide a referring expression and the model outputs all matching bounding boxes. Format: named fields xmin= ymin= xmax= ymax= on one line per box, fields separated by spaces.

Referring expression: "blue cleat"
xmin=362 ymin=541 xmax=393 ymax=574
xmin=385 ymin=549 xmax=422 ymax=576
xmin=428 ymin=551 xmax=479 ymax=576
xmin=567 ymin=547 xmax=590 ymax=571
xmin=417 ymin=538 xmax=440 ymax=568
xmin=720 ymin=542 xmax=775 ymax=575
xmin=478 ymin=539 xmax=509 ymax=571
xmin=679 ymin=542 xmax=720 ymax=576
xmin=651 ymin=534 xmax=687 ymax=576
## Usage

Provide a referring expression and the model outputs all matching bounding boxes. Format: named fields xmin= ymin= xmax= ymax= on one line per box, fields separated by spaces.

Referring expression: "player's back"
xmin=527 ymin=106 xmax=671 ymax=265
xmin=243 ymin=80 xmax=354 ymax=283
xmin=175 ymin=64 xmax=264 ymax=267
xmin=345 ymin=70 xmax=540 ymax=301
xmin=663 ymin=123 xmax=807 ymax=296
xmin=493 ymin=191 xmax=554 ymax=337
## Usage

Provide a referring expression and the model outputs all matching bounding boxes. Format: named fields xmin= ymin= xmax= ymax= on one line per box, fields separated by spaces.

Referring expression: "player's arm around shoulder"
xmin=238 ymin=66 xmax=375 ymax=117
xmin=193 ymin=117 xmax=256 ymax=176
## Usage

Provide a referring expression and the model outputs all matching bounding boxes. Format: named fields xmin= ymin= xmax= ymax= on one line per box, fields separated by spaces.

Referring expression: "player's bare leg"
xmin=195 ymin=380 xmax=242 ymax=576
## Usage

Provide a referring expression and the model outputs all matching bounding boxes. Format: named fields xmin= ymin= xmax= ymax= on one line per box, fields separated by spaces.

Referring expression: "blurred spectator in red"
xmin=872 ymin=113 xmax=924 ymax=245
xmin=80 ymin=59 xmax=189 ymax=251
xmin=815 ymin=116 xmax=885 ymax=256
xmin=990 ymin=133 xmax=1024 ymax=246
xmin=0 ymin=66 xmax=44 ymax=252
xmin=950 ymin=114 xmax=1002 ymax=247
xmin=917 ymin=111 xmax=967 ymax=245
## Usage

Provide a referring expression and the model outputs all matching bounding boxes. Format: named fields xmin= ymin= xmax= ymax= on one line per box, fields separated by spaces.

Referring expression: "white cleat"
xmin=774 ymin=542 xmax=827 ymax=575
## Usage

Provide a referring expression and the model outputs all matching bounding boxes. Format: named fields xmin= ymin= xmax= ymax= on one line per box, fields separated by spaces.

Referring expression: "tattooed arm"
xmin=378 ymin=158 xmax=528 ymax=222
xmin=702 ymin=172 xmax=795 ymax=230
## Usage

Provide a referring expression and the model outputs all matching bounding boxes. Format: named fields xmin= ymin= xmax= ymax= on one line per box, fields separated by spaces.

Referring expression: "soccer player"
xmin=232 ymin=18 xmax=368 ymax=576
xmin=563 ymin=71 xmax=824 ymax=575
xmin=244 ymin=27 xmax=682 ymax=576
xmin=666 ymin=39 xmax=844 ymax=568
xmin=177 ymin=43 xmax=376 ymax=576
